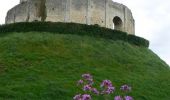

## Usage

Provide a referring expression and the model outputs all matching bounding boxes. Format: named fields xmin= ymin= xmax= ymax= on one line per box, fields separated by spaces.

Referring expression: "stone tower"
xmin=6 ymin=0 xmax=135 ymax=34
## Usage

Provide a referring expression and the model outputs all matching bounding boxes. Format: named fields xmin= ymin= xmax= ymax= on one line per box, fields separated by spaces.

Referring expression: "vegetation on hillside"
xmin=0 ymin=22 xmax=149 ymax=47
xmin=0 ymin=32 xmax=169 ymax=100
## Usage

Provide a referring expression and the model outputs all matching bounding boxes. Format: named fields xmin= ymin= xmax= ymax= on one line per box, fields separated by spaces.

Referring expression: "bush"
xmin=0 ymin=22 xmax=149 ymax=48
xmin=128 ymin=35 xmax=149 ymax=47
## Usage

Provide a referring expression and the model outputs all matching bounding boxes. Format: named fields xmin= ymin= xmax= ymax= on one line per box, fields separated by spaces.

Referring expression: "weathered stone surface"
xmin=6 ymin=0 xmax=135 ymax=34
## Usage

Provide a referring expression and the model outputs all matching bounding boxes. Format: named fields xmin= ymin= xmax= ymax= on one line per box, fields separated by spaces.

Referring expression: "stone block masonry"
xmin=6 ymin=0 xmax=135 ymax=34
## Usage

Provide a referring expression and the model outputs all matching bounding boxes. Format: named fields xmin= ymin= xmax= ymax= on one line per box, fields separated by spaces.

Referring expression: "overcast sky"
xmin=0 ymin=0 xmax=170 ymax=66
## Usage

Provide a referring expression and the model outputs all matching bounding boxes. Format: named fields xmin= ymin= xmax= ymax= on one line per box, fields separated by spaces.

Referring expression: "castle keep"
xmin=6 ymin=0 xmax=135 ymax=34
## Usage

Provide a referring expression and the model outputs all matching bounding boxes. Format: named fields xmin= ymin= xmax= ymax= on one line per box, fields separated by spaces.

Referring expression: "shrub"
xmin=0 ymin=22 xmax=149 ymax=48
xmin=128 ymin=35 xmax=149 ymax=47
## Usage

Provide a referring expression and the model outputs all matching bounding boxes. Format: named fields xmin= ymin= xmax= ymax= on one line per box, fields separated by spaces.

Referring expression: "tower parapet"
xmin=6 ymin=0 xmax=135 ymax=34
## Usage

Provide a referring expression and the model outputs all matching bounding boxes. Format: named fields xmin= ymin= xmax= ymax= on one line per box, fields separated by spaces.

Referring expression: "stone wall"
xmin=6 ymin=0 xmax=135 ymax=34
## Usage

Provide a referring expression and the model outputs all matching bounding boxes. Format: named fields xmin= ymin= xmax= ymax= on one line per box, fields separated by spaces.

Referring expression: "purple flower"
xmin=124 ymin=96 xmax=133 ymax=100
xmin=106 ymin=86 xmax=115 ymax=94
xmin=83 ymin=85 xmax=92 ymax=91
xmin=87 ymin=78 xmax=94 ymax=85
xmin=100 ymin=80 xmax=113 ymax=88
xmin=82 ymin=74 xmax=92 ymax=80
xmin=120 ymin=85 xmax=131 ymax=92
xmin=101 ymin=86 xmax=115 ymax=94
xmin=91 ymin=88 xmax=99 ymax=95
xmin=73 ymin=94 xmax=81 ymax=100
xmin=73 ymin=94 xmax=92 ymax=100
xmin=77 ymin=80 xmax=84 ymax=85
xmin=100 ymin=80 xmax=115 ymax=95
xmin=114 ymin=96 xmax=123 ymax=100
xmin=82 ymin=94 xmax=91 ymax=100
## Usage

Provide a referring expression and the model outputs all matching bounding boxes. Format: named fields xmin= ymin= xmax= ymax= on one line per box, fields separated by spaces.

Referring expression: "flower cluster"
xmin=125 ymin=96 xmax=133 ymax=100
xmin=120 ymin=85 xmax=131 ymax=92
xmin=100 ymin=80 xmax=115 ymax=94
xmin=114 ymin=96 xmax=133 ymax=100
xmin=101 ymin=80 xmax=113 ymax=87
xmin=73 ymin=94 xmax=91 ymax=100
xmin=83 ymin=85 xmax=92 ymax=91
xmin=77 ymin=80 xmax=83 ymax=85
xmin=114 ymin=96 xmax=123 ymax=100
xmin=114 ymin=85 xmax=133 ymax=100
xmin=77 ymin=74 xmax=94 ymax=86
xmin=81 ymin=74 xmax=94 ymax=85
xmin=78 ymin=74 xmax=100 ymax=95
xmin=82 ymin=74 xmax=92 ymax=80
xmin=91 ymin=88 xmax=100 ymax=95
xmin=74 ymin=74 xmax=134 ymax=100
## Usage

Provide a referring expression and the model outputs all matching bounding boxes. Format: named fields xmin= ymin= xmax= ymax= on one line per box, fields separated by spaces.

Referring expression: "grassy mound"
xmin=0 ymin=32 xmax=169 ymax=100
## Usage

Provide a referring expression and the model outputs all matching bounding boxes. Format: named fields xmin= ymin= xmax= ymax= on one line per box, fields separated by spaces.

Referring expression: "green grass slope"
xmin=0 ymin=32 xmax=169 ymax=100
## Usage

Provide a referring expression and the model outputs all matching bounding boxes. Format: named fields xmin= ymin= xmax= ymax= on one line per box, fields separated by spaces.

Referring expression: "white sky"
xmin=0 ymin=0 xmax=170 ymax=66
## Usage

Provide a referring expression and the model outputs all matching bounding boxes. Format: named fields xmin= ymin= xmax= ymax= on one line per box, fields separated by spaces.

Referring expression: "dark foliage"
xmin=0 ymin=22 xmax=149 ymax=47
